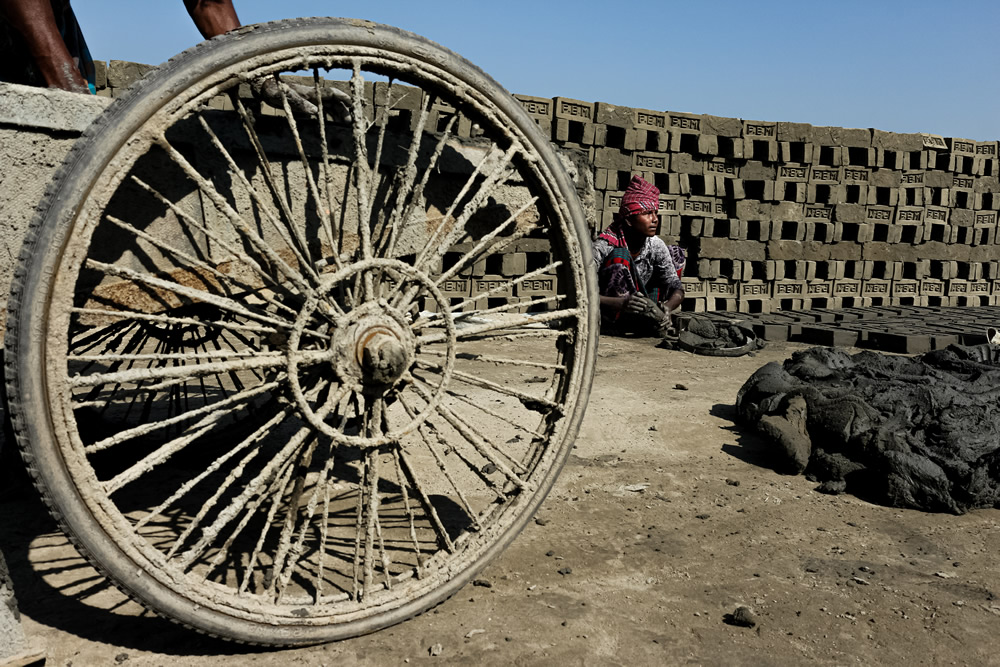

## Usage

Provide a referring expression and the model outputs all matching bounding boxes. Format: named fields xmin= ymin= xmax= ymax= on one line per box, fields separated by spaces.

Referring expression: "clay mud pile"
xmin=736 ymin=344 xmax=1000 ymax=514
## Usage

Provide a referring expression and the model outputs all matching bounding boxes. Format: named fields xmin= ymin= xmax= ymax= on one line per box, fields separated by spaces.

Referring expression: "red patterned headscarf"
xmin=619 ymin=175 xmax=660 ymax=218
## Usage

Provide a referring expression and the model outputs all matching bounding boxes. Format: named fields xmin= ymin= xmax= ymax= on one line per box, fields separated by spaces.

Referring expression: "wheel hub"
xmin=331 ymin=304 xmax=414 ymax=395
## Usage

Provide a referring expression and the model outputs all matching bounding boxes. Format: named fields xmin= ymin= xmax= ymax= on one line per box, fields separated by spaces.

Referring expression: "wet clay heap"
xmin=736 ymin=344 xmax=1000 ymax=514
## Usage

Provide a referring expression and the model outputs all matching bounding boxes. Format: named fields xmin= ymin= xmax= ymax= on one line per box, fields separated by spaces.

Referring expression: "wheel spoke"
xmin=416 ymin=308 xmax=581 ymax=345
xmin=435 ymin=198 xmax=539 ymax=287
xmin=273 ymin=80 xmax=340 ymax=269
xmin=82 ymin=258 xmax=323 ymax=338
xmin=348 ymin=63 xmax=375 ymax=302
xmin=84 ymin=378 xmax=281 ymax=454
xmin=70 ymin=351 xmax=287 ymax=389
xmin=155 ymin=134 xmax=315 ymax=294
xmin=71 ymin=307 xmax=281 ymax=338
xmin=444 ymin=261 xmax=564 ymax=315
xmin=415 ymin=361 xmax=557 ymax=415
xmin=173 ymin=380 xmax=346 ymax=569
xmin=312 ymin=68 xmax=343 ymax=269
xmin=411 ymin=143 xmax=520 ymax=275
xmin=411 ymin=380 xmax=530 ymax=491
xmin=375 ymin=90 xmax=435 ymax=261
xmin=129 ymin=175 xmax=301 ymax=311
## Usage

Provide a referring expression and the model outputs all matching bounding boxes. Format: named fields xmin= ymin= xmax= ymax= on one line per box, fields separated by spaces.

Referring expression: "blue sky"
xmin=74 ymin=1 xmax=1000 ymax=141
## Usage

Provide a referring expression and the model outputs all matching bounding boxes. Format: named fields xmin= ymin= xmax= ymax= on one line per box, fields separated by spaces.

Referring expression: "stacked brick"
xmin=512 ymin=92 xmax=1000 ymax=315
xmin=95 ymin=60 xmax=1000 ymax=316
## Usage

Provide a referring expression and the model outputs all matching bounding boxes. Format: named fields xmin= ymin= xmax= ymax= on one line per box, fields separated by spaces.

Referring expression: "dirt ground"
xmin=3 ymin=335 xmax=1000 ymax=666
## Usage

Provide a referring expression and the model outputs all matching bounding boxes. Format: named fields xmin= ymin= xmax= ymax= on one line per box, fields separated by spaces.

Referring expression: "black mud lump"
xmin=735 ymin=344 xmax=1000 ymax=514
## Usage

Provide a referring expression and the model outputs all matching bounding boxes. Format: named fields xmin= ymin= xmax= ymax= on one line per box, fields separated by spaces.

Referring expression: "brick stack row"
xmin=93 ymin=59 xmax=1000 ymax=316
xmin=514 ymin=94 xmax=1000 ymax=314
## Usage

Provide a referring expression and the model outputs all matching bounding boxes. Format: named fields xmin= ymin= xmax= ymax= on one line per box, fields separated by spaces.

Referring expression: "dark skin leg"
xmin=183 ymin=0 xmax=240 ymax=38
xmin=0 ymin=0 xmax=89 ymax=92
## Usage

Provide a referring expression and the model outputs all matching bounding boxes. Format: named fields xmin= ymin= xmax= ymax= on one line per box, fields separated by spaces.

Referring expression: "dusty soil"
xmin=3 ymin=336 xmax=1000 ymax=666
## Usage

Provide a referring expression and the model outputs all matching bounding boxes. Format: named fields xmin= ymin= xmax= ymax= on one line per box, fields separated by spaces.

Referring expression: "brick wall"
xmin=96 ymin=60 xmax=1000 ymax=315
xmin=515 ymin=91 xmax=1000 ymax=314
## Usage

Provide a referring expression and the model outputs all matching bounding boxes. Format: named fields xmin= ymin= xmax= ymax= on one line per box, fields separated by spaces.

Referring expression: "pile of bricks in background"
xmin=513 ymin=93 xmax=1000 ymax=316
xmin=682 ymin=305 xmax=1000 ymax=354
xmin=96 ymin=60 xmax=1000 ymax=318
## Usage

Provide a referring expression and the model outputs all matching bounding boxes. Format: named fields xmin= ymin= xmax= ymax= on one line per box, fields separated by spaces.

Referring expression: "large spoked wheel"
xmin=5 ymin=18 xmax=596 ymax=645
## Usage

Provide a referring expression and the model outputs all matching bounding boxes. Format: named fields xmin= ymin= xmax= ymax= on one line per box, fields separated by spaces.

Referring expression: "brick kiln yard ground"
xmin=3 ymin=336 xmax=1000 ymax=666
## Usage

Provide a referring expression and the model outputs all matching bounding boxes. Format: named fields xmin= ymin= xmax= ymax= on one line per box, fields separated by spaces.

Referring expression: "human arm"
xmin=0 ymin=0 xmax=90 ymax=92
xmin=648 ymin=239 xmax=685 ymax=314
xmin=183 ymin=0 xmax=240 ymax=38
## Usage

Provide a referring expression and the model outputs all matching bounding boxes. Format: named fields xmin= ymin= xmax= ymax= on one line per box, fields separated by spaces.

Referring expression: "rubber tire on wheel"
xmin=5 ymin=18 xmax=597 ymax=645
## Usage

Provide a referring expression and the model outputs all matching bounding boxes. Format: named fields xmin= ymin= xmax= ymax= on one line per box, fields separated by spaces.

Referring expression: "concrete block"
xmin=948 ymin=138 xmax=977 ymax=155
xmin=680 ymin=196 xmax=720 ymax=218
xmin=744 ymin=137 xmax=779 ymax=161
xmin=842 ymin=166 xmax=871 ymax=185
xmin=776 ymin=122 xmax=813 ymax=142
xmin=919 ymin=279 xmax=946 ymax=298
xmin=803 ymin=204 xmax=833 ymax=223
xmin=700 ymin=114 xmax=743 ymax=137
xmin=975 ymin=209 xmax=998 ymax=227
xmin=593 ymin=102 xmax=631 ymax=126
xmin=669 ymin=152 xmax=701 ymax=176
xmin=876 ymin=149 xmax=905 ymax=170
xmin=973 ymin=175 xmax=1000 ymax=193
xmin=697 ymin=238 xmax=766 ymax=262
xmin=107 ymin=59 xmax=155 ymax=88
xmin=679 ymin=277 xmax=706 ymax=298
xmin=705 ymin=280 xmax=738 ymax=301
xmin=741 ymin=119 xmax=776 ymax=139
xmin=864 ymin=205 xmax=894 ymax=225
xmin=872 ymin=129 xmax=925 ymax=151
xmin=773 ymin=219 xmax=806 ymax=241
xmin=501 ymin=252 xmax=528 ymax=276
xmin=924 ymin=171 xmax=954 ymax=188
xmin=702 ymin=158 xmax=740 ymax=178
xmin=439 ymin=277 xmax=472 ymax=298
xmin=736 ymin=199 xmax=764 ymax=220
xmin=593 ymin=147 xmax=633 ymax=171
xmin=697 ymin=134 xmax=719 ymax=156
xmin=472 ymin=275 xmax=514 ymax=299
xmin=804 ymin=279 xmax=834 ymax=299
xmin=891 ymin=279 xmax=920 ymax=298
xmin=514 ymin=274 xmax=559 ymax=297
xmin=633 ymin=152 xmax=670 ymax=173
xmin=867 ymin=185 xmax=899 ymax=207
xmin=809 ymin=165 xmax=840 ymax=184
xmin=861 ymin=279 xmax=892 ymax=300
xmin=833 ymin=279 xmax=863 ymax=300
xmin=513 ymin=94 xmax=553 ymax=120
xmin=770 ymin=202 xmax=804 ymax=222
xmin=627 ymin=107 xmax=667 ymax=131
xmin=812 ymin=145 xmax=843 ymax=166
xmin=773 ymin=280 xmax=807 ymax=300
xmin=797 ymin=325 xmax=859 ymax=347
xmin=0 ymin=81 xmax=110 ymax=132
xmin=975 ymin=157 xmax=999 ymax=177
xmin=779 ymin=141 xmax=814 ymax=163
xmin=812 ymin=126 xmax=871 ymax=147
xmin=835 ymin=182 xmax=868 ymax=205
xmin=776 ymin=164 xmax=809 ymax=182
xmin=741 ymin=161 xmax=777 ymax=181
xmin=553 ymin=97 xmax=594 ymax=122
xmin=697 ymin=259 xmax=720 ymax=278
xmin=668 ymin=112 xmax=703 ymax=133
